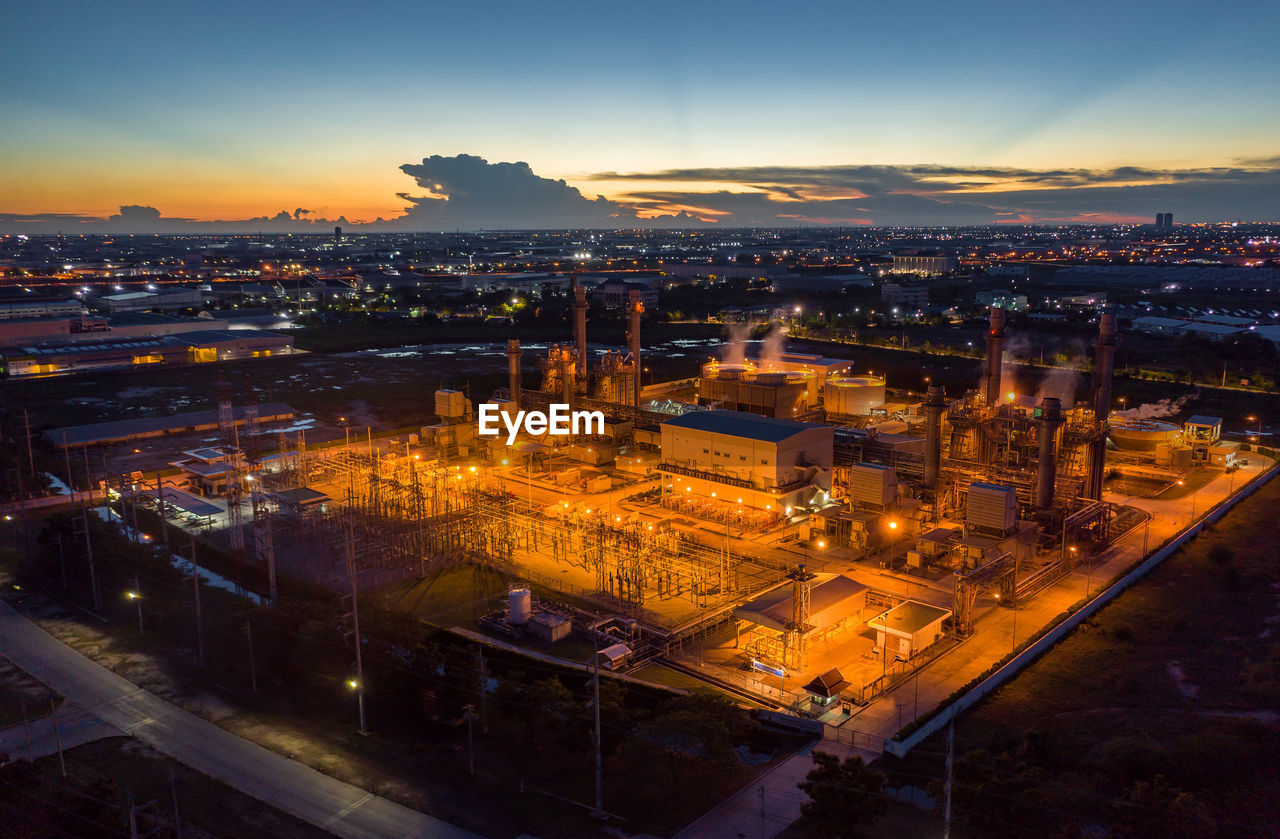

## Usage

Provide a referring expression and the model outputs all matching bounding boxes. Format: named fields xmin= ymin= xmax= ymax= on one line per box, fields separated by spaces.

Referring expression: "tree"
xmin=797 ymin=751 xmax=888 ymax=838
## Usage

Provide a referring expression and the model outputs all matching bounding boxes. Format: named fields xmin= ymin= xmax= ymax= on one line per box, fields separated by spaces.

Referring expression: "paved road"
xmin=0 ymin=599 xmax=482 ymax=839
xmin=0 ymin=701 xmax=122 ymax=762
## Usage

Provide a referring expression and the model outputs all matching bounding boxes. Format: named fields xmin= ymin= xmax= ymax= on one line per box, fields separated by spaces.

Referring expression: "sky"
xmin=2 ymin=0 xmax=1278 ymax=231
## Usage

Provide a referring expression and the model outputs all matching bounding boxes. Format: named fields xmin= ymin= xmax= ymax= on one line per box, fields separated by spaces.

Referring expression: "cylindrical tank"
xmin=711 ymin=363 xmax=752 ymax=381
xmin=824 ymin=376 xmax=886 ymax=416
xmin=1108 ymin=416 xmax=1180 ymax=452
xmin=509 ymin=588 xmax=532 ymax=625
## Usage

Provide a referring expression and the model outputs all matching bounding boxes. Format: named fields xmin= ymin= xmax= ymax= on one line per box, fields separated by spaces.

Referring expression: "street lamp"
xmin=126 ymin=577 xmax=143 ymax=635
xmin=348 ymin=678 xmax=367 ymax=735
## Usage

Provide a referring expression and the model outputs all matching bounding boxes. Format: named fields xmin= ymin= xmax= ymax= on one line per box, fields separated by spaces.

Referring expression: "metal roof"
xmin=1185 ymin=415 xmax=1222 ymax=427
xmin=870 ymin=600 xmax=952 ymax=636
xmin=662 ymin=409 xmax=822 ymax=443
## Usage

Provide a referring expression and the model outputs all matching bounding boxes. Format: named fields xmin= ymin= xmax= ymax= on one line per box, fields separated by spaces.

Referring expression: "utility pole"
xmin=51 ymin=697 xmax=66 ymax=777
xmin=156 ymin=474 xmax=169 ymax=553
xmin=758 ymin=786 xmax=766 ymax=839
xmin=22 ymin=409 xmax=34 ymax=477
xmin=132 ymin=574 xmax=144 ymax=635
xmin=463 ymin=703 xmax=476 ymax=775
xmin=476 ymin=646 xmax=488 ymax=734
xmin=169 ymin=766 xmax=183 ymax=839
xmin=344 ymin=529 xmax=367 ymax=736
xmin=189 ymin=538 xmax=203 ymax=665
xmin=592 ymin=642 xmax=603 ymax=816
xmin=245 ymin=621 xmax=257 ymax=693
xmin=80 ymin=504 xmax=100 ymax=612
xmin=943 ymin=721 xmax=954 ymax=839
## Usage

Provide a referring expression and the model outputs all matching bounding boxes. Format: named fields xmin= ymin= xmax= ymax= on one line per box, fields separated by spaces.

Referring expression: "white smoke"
xmin=760 ymin=323 xmax=788 ymax=371
xmin=720 ymin=322 xmax=755 ymax=366
xmin=1115 ymin=394 xmax=1195 ymax=420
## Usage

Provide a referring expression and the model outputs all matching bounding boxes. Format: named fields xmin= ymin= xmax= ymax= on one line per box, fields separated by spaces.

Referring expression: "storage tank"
xmin=509 ymin=588 xmax=532 ymax=625
xmin=966 ymin=483 xmax=1018 ymax=535
xmin=824 ymin=376 xmax=886 ymax=416
xmin=1109 ymin=416 xmax=1180 ymax=452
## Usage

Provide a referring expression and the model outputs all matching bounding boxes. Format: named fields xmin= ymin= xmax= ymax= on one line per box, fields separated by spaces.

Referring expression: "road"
xmin=0 ymin=598 xmax=482 ymax=839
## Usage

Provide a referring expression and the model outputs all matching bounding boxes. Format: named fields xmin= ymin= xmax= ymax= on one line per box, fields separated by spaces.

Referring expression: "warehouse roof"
xmin=1185 ymin=415 xmax=1223 ymax=428
xmin=870 ymin=600 xmax=952 ymax=637
xmin=735 ymin=574 xmax=867 ymax=633
xmin=662 ymin=409 xmax=823 ymax=442
xmin=46 ymin=402 xmax=296 ymax=448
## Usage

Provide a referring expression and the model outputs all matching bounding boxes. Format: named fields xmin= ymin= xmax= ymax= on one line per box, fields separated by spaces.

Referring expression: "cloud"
xmin=593 ymin=160 xmax=1280 ymax=224
xmin=2 ymin=154 xmax=1278 ymax=233
xmin=391 ymin=154 xmax=706 ymax=229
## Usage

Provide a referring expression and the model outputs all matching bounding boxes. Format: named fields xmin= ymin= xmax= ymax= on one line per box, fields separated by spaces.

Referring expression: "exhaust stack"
xmin=923 ymin=385 xmax=946 ymax=489
xmin=1087 ymin=311 xmax=1118 ymax=499
xmin=1036 ymin=397 xmax=1064 ymax=509
xmin=628 ymin=289 xmax=644 ymax=407
xmin=506 ymin=339 xmax=522 ymax=407
xmin=983 ymin=307 xmax=1007 ymax=407
xmin=572 ymin=276 xmax=588 ymax=385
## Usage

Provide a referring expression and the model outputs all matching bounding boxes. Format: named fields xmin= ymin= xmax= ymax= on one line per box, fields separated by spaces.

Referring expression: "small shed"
xmin=869 ymin=600 xmax=952 ymax=661
xmin=803 ymin=668 xmax=851 ymax=708
xmin=273 ymin=487 xmax=331 ymax=515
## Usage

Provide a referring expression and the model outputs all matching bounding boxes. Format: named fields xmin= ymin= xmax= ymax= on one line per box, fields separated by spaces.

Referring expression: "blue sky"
xmin=2 ymin=0 xmax=1278 ymax=227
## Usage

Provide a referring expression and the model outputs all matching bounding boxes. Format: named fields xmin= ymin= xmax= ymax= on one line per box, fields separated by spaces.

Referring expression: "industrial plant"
xmin=62 ymin=289 xmax=1257 ymax=717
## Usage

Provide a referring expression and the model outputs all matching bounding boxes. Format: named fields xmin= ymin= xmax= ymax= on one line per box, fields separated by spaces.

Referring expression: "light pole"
xmin=127 ymin=576 xmax=143 ymax=636
xmin=347 ymin=678 xmax=367 ymax=736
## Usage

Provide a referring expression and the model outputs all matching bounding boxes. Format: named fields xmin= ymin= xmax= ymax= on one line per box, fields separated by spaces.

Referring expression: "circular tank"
xmin=706 ymin=362 xmax=752 ymax=381
xmin=824 ymin=376 xmax=886 ymax=416
xmin=509 ymin=588 xmax=532 ymax=625
xmin=1108 ymin=416 xmax=1180 ymax=452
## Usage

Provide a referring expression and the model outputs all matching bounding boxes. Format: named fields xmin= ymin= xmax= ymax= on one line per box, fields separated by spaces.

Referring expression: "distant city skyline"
xmin=3 ymin=0 xmax=1279 ymax=230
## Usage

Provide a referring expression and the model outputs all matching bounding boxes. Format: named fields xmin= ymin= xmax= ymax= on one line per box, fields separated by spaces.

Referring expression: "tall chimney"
xmin=1036 ymin=397 xmax=1064 ymax=509
xmin=561 ymin=346 xmax=575 ymax=403
xmin=572 ymin=276 xmax=588 ymax=380
xmin=506 ymin=339 xmax=522 ymax=407
xmin=923 ymin=385 xmax=946 ymax=489
xmin=984 ymin=307 xmax=1007 ymax=407
xmin=1086 ymin=311 xmax=1118 ymax=499
xmin=628 ymin=289 xmax=644 ymax=407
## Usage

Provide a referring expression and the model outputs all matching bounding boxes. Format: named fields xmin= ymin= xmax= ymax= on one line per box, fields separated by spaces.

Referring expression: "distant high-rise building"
xmin=1155 ymin=213 xmax=1165 ymax=228
xmin=1154 ymin=212 xmax=1174 ymax=230
xmin=334 ymin=225 xmax=342 ymax=242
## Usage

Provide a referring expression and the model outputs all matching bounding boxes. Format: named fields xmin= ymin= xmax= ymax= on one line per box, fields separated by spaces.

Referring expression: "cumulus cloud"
xmin=391 ymin=154 xmax=706 ymax=229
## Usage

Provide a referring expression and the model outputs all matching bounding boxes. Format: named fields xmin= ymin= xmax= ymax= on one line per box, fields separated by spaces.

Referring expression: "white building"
xmin=658 ymin=410 xmax=834 ymax=511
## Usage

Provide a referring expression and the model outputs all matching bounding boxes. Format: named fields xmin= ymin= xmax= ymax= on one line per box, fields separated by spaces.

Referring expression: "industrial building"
xmin=658 ymin=410 xmax=834 ymax=511
xmin=0 ymin=329 xmax=295 ymax=378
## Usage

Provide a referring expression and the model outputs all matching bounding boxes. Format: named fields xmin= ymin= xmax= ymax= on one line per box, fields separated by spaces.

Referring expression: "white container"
xmin=509 ymin=588 xmax=532 ymax=625
xmin=824 ymin=377 xmax=886 ymax=416
xmin=966 ymin=483 xmax=1018 ymax=533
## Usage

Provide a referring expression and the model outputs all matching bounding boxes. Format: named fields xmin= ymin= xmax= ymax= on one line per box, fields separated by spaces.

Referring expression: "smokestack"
xmin=1086 ymin=311 xmax=1118 ymax=499
xmin=572 ymin=276 xmax=588 ymax=370
xmin=628 ymin=289 xmax=643 ymax=407
xmin=924 ymin=385 xmax=946 ymax=489
xmin=561 ymin=346 xmax=575 ymax=403
xmin=506 ymin=339 xmax=522 ymax=407
xmin=1036 ymin=397 xmax=1064 ymax=509
xmin=984 ymin=307 xmax=1007 ymax=407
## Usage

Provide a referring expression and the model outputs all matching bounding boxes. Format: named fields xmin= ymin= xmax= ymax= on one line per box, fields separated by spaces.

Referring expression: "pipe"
xmin=984 ymin=307 xmax=1007 ymax=407
xmin=628 ymin=289 xmax=643 ymax=407
xmin=923 ymin=385 xmax=946 ymax=489
xmin=1087 ymin=311 xmax=1118 ymax=499
xmin=1036 ymin=397 xmax=1064 ymax=509
xmin=506 ymin=339 xmax=522 ymax=407
xmin=572 ymin=276 xmax=588 ymax=383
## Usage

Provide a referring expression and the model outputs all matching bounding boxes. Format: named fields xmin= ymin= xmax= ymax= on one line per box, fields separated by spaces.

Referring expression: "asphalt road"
xmin=0 ymin=599 xmax=482 ymax=839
